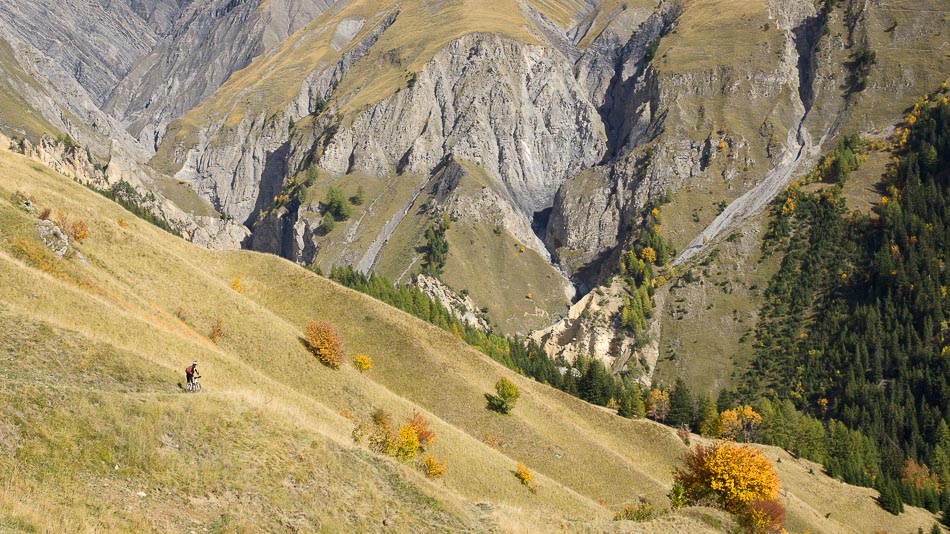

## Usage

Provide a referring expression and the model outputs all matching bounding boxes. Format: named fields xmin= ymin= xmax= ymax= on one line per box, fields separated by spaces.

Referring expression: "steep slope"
xmin=106 ymin=0 xmax=336 ymax=149
xmin=0 ymin=138 xmax=938 ymax=532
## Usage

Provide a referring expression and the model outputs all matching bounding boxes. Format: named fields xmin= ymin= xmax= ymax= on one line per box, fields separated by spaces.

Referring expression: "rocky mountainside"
xmin=0 ymin=0 xmax=946 ymax=340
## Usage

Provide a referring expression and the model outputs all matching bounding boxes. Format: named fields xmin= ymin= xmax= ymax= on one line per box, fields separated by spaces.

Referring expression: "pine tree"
xmin=668 ymin=377 xmax=694 ymax=428
xmin=878 ymin=479 xmax=904 ymax=515
xmin=618 ymin=385 xmax=646 ymax=419
xmin=579 ymin=358 xmax=611 ymax=406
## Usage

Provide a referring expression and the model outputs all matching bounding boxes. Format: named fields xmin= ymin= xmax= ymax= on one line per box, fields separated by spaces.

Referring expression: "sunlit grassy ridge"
xmin=0 ymin=148 xmax=939 ymax=532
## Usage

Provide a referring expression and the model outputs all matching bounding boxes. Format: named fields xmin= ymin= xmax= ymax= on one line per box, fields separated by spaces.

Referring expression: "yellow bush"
xmin=640 ymin=247 xmax=657 ymax=264
xmin=514 ymin=462 xmax=533 ymax=486
xmin=353 ymin=353 xmax=373 ymax=372
xmin=674 ymin=440 xmax=779 ymax=513
xmin=420 ymin=453 xmax=447 ymax=479
xmin=231 ymin=276 xmax=245 ymax=293
xmin=394 ymin=423 xmax=420 ymax=461
xmin=719 ymin=405 xmax=763 ymax=441
xmin=645 ymin=389 xmax=670 ymax=422
xmin=306 ymin=319 xmax=343 ymax=368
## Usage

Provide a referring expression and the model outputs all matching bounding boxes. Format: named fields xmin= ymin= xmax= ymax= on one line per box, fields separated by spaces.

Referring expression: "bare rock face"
xmin=415 ymin=274 xmax=487 ymax=330
xmin=0 ymin=0 xmax=167 ymax=105
xmin=321 ymin=32 xmax=608 ymax=219
xmin=530 ymin=276 xmax=656 ymax=382
xmin=14 ymin=134 xmax=248 ymax=250
xmin=106 ymin=0 xmax=337 ymax=149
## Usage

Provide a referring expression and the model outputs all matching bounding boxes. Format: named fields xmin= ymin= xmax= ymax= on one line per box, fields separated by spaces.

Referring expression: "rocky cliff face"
xmin=1 ymin=132 xmax=248 ymax=249
xmin=0 ymin=0 xmax=945 ymax=345
xmin=320 ymin=31 xmax=608 ymax=222
xmin=106 ymin=0 xmax=336 ymax=149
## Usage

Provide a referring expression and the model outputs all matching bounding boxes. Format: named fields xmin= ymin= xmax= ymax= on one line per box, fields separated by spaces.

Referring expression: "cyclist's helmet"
xmin=192 ymin=361 xmax=198 ymax=366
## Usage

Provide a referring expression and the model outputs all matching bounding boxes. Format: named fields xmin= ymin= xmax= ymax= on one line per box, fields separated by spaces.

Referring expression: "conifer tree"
xmin=668 ymin=377 xmax=694 ymax=428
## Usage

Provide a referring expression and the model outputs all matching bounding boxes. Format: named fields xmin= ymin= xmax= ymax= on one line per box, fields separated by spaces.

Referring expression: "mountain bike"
xmin=187 ymin=375 xmax=202 ymax=393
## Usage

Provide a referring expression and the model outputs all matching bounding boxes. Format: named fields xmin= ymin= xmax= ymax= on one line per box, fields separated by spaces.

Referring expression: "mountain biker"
xmin=185 ymin=361 xmax=200 ymax=388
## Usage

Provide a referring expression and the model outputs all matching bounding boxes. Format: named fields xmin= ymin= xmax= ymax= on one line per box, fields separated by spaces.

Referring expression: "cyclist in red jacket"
xmin=185 ymin=361 xmax=200 ymax=388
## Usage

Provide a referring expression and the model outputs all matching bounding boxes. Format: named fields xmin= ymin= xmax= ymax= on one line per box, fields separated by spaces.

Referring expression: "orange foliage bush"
xmin=394 ymin=423 xmax=420 ymax=461
xmin=640 ymin=246 xmax=657 ymax=264
xmin=674 ymin=440 xmax=779 ymax=514
xmin=69 ymin=220 xmax=88 ymax=242
xmin=209 ymin=318 xmax=224 ymax=343
xmin=407 ymin=412 xmax=435 ymax=446
xmin=306 ymin=319 xmax=343 ymax=368
xmin=740 ymin=499 xmax=786 ymax=534
xmin=231 ymin=276 xmax=245 ymax=293
xmin=420 ymin=453 xmax=447 ymax=478
xmin=901 ymin=458 xmax=940 ymax=491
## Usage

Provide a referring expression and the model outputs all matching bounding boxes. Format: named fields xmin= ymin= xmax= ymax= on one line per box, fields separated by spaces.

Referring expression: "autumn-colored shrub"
xmin=739 ymin=499 xmax=786 ymax=534
xmin=55 ymin=211 xmax=69 ymax=233
xmin=901 ymin=458 xmax=941 ymax=491
xmin=306 ymin=319 xmax=343 ymax=368
xmin=69 ymin=219 xmax=88 ymax=242
xmin=674 ymin=440 xmax=780 ymax=514
xmin=645 ymin=389 xmax=670 ymax=422
xmin=407 ymin=412 xmax=435 ymax=446
xmin=514 ymin=462 xmax=533 ymax=486
xmin=394 ymin=423 xmax=420 ymax=461
xmin=640 ymin=246 xmax=657 ymax=264
xmin=420 ymin=453 xmax=447 ymax=479
xmin=353 ymin=353 xmax=373 ymax=372
xmin=486 ymin=377 xmax=520 ymax=414
xmin=231 ymin=276 xmax=244 ymax=293
xmin=38 ymin=207 xmax=51 ymax=220
xmin=613 ymin=499 xmax=655 ymax=522
xmin=720 ymin=405 xmax=763 ymax=442
xmin=117 ymin=218 xmax=126 ymax=227
xmin=483 ymin=433 xmax=500 ymax=449
xmin=368 ymin=426 xmax=396 ymax=455
xmin=353 ymin=409 xmax=439 ymax=463
xmin=209 ymin=318 xmax=224 ymax=343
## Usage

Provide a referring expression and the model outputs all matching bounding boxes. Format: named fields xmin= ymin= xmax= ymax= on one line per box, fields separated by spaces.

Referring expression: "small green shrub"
xmin=486 ymin=377 xmax=520 ymax=414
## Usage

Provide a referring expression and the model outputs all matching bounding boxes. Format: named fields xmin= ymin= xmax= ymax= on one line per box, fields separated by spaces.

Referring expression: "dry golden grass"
xmin=0 ymin=148 xmax=937 ymax=532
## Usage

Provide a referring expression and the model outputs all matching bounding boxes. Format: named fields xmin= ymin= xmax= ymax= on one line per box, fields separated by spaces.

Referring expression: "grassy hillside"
xmin=0 ymin=147 xmax=939 ymax=532
xmin=0 ymin=38 xmax=58 ymax=142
